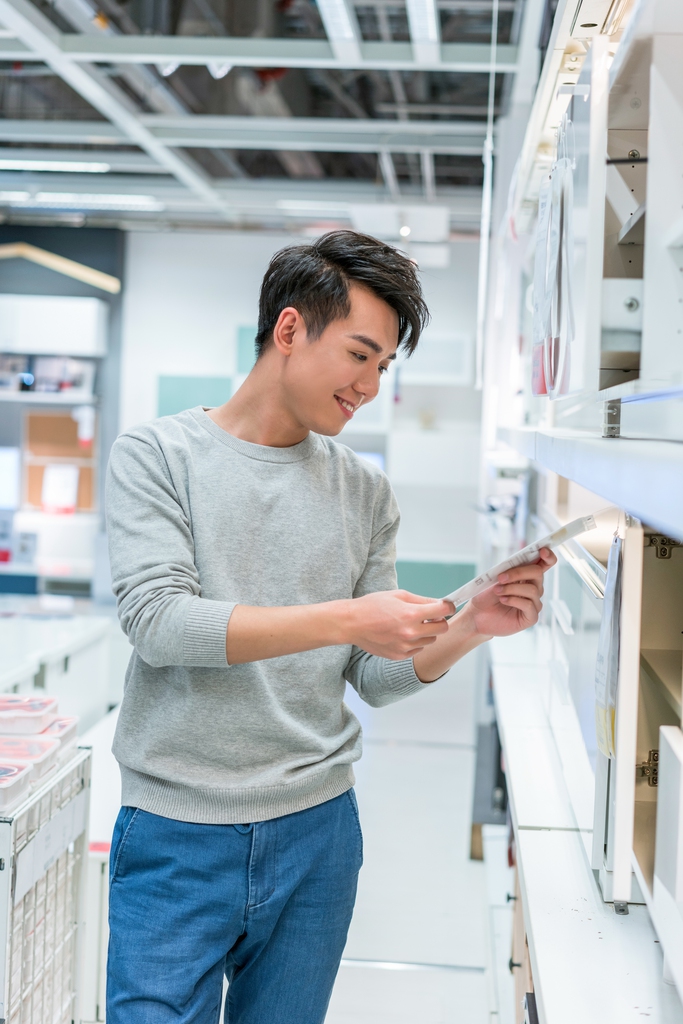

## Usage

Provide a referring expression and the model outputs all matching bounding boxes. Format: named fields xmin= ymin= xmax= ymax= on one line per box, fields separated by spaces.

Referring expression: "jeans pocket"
xmin=110 ymin=806 xmax=140 ymax=884
xmin=346 ymin=789 xmax=363 ymax=867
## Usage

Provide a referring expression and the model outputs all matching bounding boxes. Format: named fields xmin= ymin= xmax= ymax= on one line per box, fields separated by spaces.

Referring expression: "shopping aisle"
xmin=326 ymin=652 xmax=491 ymax=1024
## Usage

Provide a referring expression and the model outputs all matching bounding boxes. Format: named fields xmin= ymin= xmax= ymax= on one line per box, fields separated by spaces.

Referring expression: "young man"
xmin=105 ymin=230 xmax=554 ymax=1024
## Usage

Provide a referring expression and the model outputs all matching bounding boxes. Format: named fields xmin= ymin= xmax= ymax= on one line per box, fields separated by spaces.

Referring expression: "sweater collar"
xmin=191 ymin=407 xmax=321 ymax=463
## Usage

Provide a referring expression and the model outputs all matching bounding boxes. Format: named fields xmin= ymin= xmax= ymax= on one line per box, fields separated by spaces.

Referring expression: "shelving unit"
xmin=480 ymin=0 xmax=683 ymax=1016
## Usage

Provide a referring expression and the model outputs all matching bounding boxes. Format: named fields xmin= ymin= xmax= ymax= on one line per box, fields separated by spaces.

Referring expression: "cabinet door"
xmin=611 ymin=515 xmax=644 ymax=902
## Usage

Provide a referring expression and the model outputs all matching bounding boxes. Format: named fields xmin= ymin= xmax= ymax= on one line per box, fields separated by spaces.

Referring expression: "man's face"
xmin=279 ymin=283 xmax=399 ymax=437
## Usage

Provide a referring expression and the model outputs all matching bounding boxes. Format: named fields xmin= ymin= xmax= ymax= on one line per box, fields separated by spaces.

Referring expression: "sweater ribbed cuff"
xmin=182 ymin=598 xmax=235 ymax=667
xmin=380 ymin=657 xmax=427 ymax=698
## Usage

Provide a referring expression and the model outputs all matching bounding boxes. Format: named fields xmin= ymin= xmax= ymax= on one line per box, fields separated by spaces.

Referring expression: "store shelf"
xmin=491 ymin=631 xmax=683 ymax=1024
xmin=498 ymin=426 xmax=683 ymax=541
xmin=0 ymin=391 xmax=96 ymax=405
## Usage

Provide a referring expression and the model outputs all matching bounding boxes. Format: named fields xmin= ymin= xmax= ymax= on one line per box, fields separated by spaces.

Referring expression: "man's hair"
xmin=255 ymin=230 xmax=429 ymax=357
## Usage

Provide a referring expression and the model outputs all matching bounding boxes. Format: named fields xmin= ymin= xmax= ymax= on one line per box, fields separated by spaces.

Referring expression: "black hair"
xmin=255 ymin=230 xmax=429 ymax=357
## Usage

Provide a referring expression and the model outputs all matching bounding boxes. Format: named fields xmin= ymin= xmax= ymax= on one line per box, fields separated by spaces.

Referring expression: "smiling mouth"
xmin=335 ymin=396 xmax=356 ymax=418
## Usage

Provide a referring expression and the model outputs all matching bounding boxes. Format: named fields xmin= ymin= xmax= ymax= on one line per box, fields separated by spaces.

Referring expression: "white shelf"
xmin=0 ymin=391 xmax=96 ymax=405
xmin=498 ymin=426 xmax=683 ymax=540
xmin=491 ymin=631 xmax=683 ymax=1024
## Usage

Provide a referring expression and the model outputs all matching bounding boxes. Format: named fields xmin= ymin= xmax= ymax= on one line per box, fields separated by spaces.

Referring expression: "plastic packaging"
xmin=595 ymin=534 xmax=622 ymax=758
xmin=0 ymin=762 xmax=33 ymax=811
xmin=0 ymin=736 xmax=61 ymax=780
xmin=0 ymin=695 xmax=59 ymax=734
xmin=443 ymin=514 xmax=597 ymax=607
xmin=44 ymin=716 xmax=78 ymax=760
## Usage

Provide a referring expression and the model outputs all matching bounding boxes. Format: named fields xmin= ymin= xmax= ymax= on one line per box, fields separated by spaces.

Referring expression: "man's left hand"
xmin=466 ymin=546 xmax=557 ymax=638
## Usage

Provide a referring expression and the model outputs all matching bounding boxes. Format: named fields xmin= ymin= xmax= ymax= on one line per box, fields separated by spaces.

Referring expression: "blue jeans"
xmin=106 ymin=791 xmax=362 ymax=1024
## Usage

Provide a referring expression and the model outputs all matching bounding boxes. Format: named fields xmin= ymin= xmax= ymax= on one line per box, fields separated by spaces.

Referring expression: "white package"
xmin=0 ymin=695 xmax=59 ymax=734
xmin=0 ymin=763 xmax=33 ymax=811
xmin=444 ymin=514 xmax=597 ymax=607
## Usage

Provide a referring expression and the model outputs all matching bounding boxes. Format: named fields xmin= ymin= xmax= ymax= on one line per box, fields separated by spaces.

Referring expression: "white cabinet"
xmin=0 ymin=295 xmax=107 ymax=357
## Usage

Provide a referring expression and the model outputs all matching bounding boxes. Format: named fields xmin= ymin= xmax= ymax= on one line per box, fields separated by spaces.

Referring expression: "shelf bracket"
xmin=602 ymin=398 xmax=622 ymax=437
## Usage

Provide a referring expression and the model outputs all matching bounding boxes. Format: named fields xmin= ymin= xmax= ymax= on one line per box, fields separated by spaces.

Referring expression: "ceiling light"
xmin=399 ymin=225 xmax=411 ymax=237
xmin=277 ymin=199 xmax=350 ymax=214
xmin=0 ymin=190 xmax=30 ymax=202
xmin=0 ymin=159 xmax=110 ymax=173
xmin=208 ymin=61 xmax=232 ymax=80
xmin=405 ymin=0 xmax=439 ymax=42
xmin=316 ymin=0 xmax=357 ymax=41
xmin=157 ymin=61 xmax=180 ymax=77
xmin=32 ymin=192 xmax=165 ymax=211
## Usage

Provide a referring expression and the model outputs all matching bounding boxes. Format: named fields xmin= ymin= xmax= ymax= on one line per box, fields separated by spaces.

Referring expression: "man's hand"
xmin=226 ymin=591 xmax=453 ymax=665
xmin=345 ymin=590 xmax=455 ymax=660
xmin=412 ymin=547 xmax=557 ymax=682
xmin=466 ymin=546 xmax=557 ymax=638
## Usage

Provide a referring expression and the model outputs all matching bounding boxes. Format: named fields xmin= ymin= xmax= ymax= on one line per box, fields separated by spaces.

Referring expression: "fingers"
xmin=497 ymin=561 xmax=548 ymax=585
xmin=537 ymin=546 xmax=557 ymax=568
xmin=399 ymin=592 xmax=455 ymax=619
xmin=497 ymin=595 xmax=540 ymax=624
xmin=495 ymin=582 xmax=543 ymax=612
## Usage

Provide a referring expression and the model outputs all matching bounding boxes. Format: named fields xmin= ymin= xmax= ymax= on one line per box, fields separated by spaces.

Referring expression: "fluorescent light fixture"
xmin=399 ymin=225 xmax=411 ymax=237
xmin=277 ymin=199 xmax=350 ymax=214
xmin=316 ymin=0 xmax=357 ymax=40
xmin=406 ymin=0 xmax=440 ymax=63
xmin=0 ymin=158 xmax=110 ymax=173
xmin=0 ymin=191 xmax=30 ymax=202
xmin=32 ymin=192 xmax=165 ymax=211
xmin=208 ymin=61 xmax=232 ymax=80
xmin=316 ymin=0 xmax=362 ymax=62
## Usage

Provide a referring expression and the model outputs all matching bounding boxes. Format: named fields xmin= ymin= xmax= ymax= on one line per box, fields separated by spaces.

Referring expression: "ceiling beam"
xmin=141 ymin=115 xmax=489 ymax=153
xmin=0 ymin=0 xmax=230 ymax=214
xmin=0 ymin=34 xmax=518 ymax=72
xmin=0 ymin=116 xmax=492 ymax=154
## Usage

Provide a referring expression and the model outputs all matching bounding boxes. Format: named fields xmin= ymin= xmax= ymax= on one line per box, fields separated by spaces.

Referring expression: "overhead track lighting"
xmin=0 ymin=158 xmax=110 ymax=172
xmin=157 ymin=62 xmax=180 ymax=77
xmin=208 ymin=61 xmax=232 ymax=80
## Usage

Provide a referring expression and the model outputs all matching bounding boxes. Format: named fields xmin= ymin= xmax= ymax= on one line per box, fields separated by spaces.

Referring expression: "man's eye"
xmin=379 ymin=365 xmax=389 ymax=375
xmin=353 ymin=352 xmax=367 ymax=362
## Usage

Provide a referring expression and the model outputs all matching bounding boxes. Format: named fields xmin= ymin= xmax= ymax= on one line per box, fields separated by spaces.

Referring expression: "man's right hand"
xmin=343 ymin=590 xmax=454 ymax=660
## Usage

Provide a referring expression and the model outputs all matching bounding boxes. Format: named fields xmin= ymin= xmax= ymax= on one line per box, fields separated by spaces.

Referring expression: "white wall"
xmin=120 ymin=231 xmax=292 ymax=432
xmin=119 ymin=230 xmax=481 ymax=561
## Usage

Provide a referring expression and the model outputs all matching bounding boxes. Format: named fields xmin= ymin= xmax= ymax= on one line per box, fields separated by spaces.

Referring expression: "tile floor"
xmin=325 ymin=651 xmax=493 ymax=1024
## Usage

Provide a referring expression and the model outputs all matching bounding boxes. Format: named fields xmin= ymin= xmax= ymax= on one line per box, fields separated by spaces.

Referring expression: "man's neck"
xmin=207 ymin=361 xmax=310 ymax=448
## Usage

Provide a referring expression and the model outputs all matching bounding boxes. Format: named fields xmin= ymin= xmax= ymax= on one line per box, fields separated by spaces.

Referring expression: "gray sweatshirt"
xmin=106 ymin=407 xmax=425 ymax=824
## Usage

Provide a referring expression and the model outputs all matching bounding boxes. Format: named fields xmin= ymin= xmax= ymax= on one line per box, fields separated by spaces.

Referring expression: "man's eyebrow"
xmin=349 ymin=334 xmax=397 ymax=360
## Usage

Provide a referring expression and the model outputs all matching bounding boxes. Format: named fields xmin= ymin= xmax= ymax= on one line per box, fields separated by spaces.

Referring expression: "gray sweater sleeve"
xmin=343 ymin=476 xmax=426 ymax=708
xmin=106 ymin=433 xmax=234 ymax=669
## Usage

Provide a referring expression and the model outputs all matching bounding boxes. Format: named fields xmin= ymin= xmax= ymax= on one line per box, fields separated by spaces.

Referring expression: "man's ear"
xmin=272 ymin=307 xmax=305 ymax=358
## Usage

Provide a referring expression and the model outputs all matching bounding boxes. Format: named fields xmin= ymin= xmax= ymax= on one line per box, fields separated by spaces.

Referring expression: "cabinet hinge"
xmin=647 ymin=535 xmax=680 ymax=559
xmin=636 ymin=749 xmax=659 ymax=786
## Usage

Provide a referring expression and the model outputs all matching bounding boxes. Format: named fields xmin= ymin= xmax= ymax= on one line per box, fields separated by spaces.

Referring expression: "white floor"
xmin=325 ymin=651 xmax=492 ymax=1024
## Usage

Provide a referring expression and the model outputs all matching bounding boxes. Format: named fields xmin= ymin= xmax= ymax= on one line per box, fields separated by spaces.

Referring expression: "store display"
xmin=32 ymin=356 xmax=95 ymax=398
